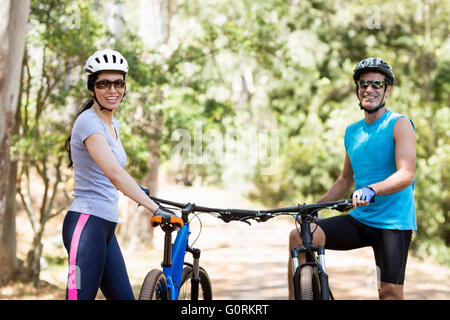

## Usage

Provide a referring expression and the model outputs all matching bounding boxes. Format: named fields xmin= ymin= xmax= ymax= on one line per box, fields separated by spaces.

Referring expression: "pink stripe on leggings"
xmin=67 ymin=213 xmax=90 ymax=300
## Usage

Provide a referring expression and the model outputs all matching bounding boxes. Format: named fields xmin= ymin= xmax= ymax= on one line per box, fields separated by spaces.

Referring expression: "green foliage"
xmin=248 ymin=0 xmax=450 ymax=264
xmin=14 ymin=0 xmax=450 ymax=269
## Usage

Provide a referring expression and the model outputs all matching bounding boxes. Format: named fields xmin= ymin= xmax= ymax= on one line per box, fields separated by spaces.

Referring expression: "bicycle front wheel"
xmin=138 ymin=269 xmax=168 ymax=300
xmin=294 ymin=265 xmax=321 ymax=300
xmin=178 ymin=266 xmax=212 ymax=300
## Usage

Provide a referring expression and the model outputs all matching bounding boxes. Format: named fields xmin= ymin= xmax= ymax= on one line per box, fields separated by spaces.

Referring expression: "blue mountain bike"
xmin=137 ymin=187 xmax=255 ymax=300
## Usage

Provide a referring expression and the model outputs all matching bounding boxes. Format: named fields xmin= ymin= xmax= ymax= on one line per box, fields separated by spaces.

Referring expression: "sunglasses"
xmin=357 ymin=79 xmax=387 ymax=89
xmin=94 ymin=79 xmax=126 ymax=90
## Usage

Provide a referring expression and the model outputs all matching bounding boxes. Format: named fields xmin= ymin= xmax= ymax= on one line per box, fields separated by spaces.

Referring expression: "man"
xmin=288 ymin=58 xmax=417 ymax=300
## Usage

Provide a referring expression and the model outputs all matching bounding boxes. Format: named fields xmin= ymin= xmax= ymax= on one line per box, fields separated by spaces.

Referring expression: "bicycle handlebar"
xmin=140 ymin=186 xmax=354 ymax=225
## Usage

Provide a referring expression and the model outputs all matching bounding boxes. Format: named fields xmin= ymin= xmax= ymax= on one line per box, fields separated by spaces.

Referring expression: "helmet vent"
xmin=85 ymin=49 xmax=129 ymax=75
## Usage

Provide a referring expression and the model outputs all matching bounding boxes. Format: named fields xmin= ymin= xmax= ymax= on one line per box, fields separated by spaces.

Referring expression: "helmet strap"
xmin=356 ymin=85 xmax=387 ymax=114
xmin=92 ymin=88 xmax=112 ymax=112
xmin=93 ymin=88 xmax=127 ymax=112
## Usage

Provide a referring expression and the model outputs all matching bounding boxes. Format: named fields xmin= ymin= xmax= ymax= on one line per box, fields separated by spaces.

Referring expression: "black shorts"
xmin=317 ymin=214 xmax=412 ymax=285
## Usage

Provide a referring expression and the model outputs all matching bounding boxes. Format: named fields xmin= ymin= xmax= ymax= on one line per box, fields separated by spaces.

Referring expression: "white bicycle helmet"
xmin=85 ymin=49 xmax=129 ymax=76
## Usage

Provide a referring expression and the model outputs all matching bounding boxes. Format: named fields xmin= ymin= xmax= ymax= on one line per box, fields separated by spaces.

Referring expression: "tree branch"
xmin=17 ymin=165 xmax=37 ymax=233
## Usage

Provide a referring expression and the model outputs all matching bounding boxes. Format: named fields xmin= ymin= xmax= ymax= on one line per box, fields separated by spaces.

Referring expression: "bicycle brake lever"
xmin=138 ymin=186 xmax=152 ymax=207
xmin=256 ymin=214 xmax=271 ymax=222
xmin=139 ymin=185 xmax=150 ymax=196
xmin=238 ymin=215 xmax=253 ymax=225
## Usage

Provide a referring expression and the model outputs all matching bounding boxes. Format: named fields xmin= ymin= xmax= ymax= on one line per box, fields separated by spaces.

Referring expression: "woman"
xmin=63 ymin=49 xmax=175 ymax=300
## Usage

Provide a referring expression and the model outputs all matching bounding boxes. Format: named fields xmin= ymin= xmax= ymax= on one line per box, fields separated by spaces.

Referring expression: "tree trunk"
xmin=0 ymin=0 xmax=30 ymax=287
xmin=138 ymin=0 xmax=170 ymax=196
xmin=118 ymin=1 xmax=171 ymax=249
xmin=0 ymin=100 xmax=22 ymax=283
xmin=144 ymin=135 xmax=162 ymax=197
xmin=138 ymin=0 xmax=170 ymax=48
xmin=24 ymin=226 xmax=44 ymax=288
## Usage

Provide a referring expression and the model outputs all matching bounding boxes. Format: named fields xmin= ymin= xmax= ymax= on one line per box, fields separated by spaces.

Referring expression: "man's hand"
xmin=352 ymin=186 xmax=375 ymax=208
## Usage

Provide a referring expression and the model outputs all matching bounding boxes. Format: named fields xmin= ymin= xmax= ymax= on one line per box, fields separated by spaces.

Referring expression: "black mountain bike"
xmin=239 ymin=199 xmax=354 ymax=300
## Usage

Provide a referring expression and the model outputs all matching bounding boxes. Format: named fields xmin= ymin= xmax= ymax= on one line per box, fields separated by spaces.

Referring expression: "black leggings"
xmin=317 ymin=214 xmax=412 ymax=285
xmin=62 ymin=211 xmax=135 ymax=300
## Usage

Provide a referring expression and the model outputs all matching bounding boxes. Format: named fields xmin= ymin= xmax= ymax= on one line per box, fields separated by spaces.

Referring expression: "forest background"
xmin=0 ymin=0 xmax=448 ymax=290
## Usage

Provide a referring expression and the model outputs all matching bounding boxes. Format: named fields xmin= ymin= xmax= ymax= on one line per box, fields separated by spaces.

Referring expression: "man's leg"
xmin=379 ymin=282 xmax=404 ymax=300
xmin=372 ymin=229 xmax=412 ymax=300
xmin=288 ymin=214 xmax=371 ymax=299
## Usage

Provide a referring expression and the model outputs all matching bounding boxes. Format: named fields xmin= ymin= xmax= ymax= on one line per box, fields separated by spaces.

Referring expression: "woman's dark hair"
xmin=64 ymin=73 xmax=99 ymax=168
xmin=65 ymin=99 xmax=94 ymax=168
xmin=65 ymin=71 xmax=126 ymax=168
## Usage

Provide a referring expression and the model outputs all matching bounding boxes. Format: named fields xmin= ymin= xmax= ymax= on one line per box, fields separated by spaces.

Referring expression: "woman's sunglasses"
xmin=357 ymin=79 xmax=387 ymax=89
xmin=94 ymin=79 xmax=126 ymax=90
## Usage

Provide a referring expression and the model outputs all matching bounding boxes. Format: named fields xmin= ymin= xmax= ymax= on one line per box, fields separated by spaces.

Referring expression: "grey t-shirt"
xmin=68 ymin=108 xmax=127 ymax=222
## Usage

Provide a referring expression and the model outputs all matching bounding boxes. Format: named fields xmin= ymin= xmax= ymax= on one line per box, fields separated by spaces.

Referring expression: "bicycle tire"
xmin=138 ymin=269 xmax=168 ymax=300
xmin=178 ymin=266 xmax=213 ymax=300
xmin=294 ymin=265 xmax=321 ymax=300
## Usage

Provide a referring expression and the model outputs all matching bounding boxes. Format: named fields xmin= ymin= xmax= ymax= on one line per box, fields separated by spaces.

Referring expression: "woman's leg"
xmin=100 ymin=234 xmax=135 ymax=300
xmin=62 ymin=211 xmax=110 ymax=300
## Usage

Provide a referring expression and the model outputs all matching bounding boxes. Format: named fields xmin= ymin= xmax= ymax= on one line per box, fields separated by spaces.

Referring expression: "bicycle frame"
xmin=159 ymin=221 xmax=203 ymax=300
xmin=159 ymin=218 xmax=204 ymax=300
xmin=162 ymin=223 xmax=189 ymax=300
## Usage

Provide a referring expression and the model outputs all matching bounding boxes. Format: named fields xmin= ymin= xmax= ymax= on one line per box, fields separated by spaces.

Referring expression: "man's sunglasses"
xmin=94 ymin=79 xmax=126 ymax=90
xmin=357 ymin=79 xmax=387 ymax=89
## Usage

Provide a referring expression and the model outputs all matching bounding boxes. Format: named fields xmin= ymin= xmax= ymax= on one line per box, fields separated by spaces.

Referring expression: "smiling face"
xmin=89 ymin=71 xmax=126 ymax=111
xmin=357 ymin=72 xmax=391 ymax=111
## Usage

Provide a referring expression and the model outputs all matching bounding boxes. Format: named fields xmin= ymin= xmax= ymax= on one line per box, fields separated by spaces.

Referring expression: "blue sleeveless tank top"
xmin=345 ymin=109 xmax=417 ymax=230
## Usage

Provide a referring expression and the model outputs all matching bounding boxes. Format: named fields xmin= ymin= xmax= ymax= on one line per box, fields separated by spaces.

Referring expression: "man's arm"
xmin=369 ymin=117 xmax=416 ymax=195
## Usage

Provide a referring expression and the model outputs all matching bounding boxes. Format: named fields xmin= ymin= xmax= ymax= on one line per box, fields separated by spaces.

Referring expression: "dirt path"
xmin=3 ymin=183 xmax=448 ymax=300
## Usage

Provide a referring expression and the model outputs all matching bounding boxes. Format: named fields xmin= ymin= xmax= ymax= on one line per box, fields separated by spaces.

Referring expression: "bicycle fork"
xmin=291 ymin=246 xmax=330 ymax=300
xmin=291 ymin=247 xmax=326 ymax=270
xmin=186 ymin=245 xmax=201 ymax=300
xmin=291 ymin=221 xmax=331 ymax=300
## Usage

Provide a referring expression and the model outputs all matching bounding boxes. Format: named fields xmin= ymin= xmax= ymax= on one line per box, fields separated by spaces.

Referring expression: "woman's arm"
xmin=84 ymin=133 xmax=160 ymax=214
